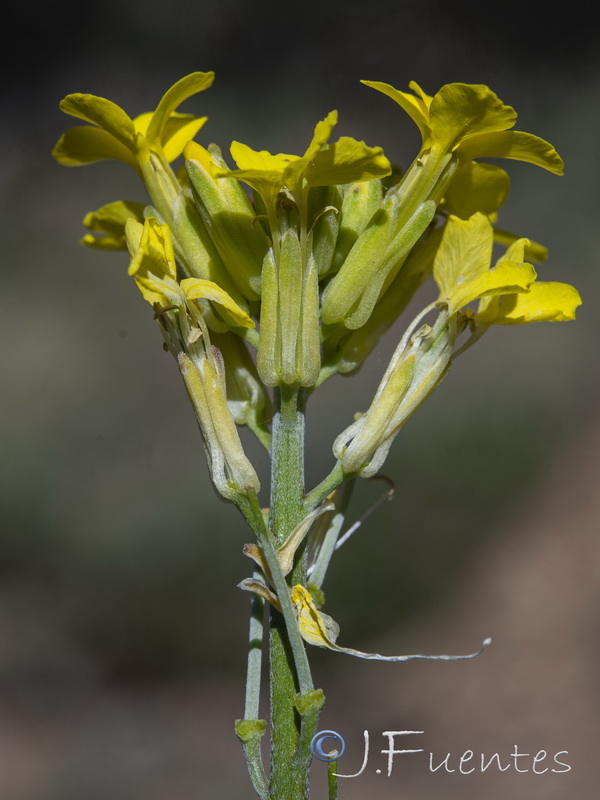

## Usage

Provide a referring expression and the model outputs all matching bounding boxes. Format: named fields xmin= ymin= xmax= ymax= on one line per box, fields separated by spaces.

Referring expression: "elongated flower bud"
xmin=257 ymin=230 xmax=320 ymax=387
xmin=322 ymin=146 xmax=458 ymax=330
xmin=211 ymin=332 xmax=272 ymax=436
xmin=330 ymin=178 xmax=383 ymax=274
xmin=307 ymin=185 xmax=341 ymax=277
xmin=185 ymin=142 xmax=270 ymax=301
xmin=334 ymin=311 xmax=453 ymax=476
xmin=178 ymin=350 xmax=260 ymax=499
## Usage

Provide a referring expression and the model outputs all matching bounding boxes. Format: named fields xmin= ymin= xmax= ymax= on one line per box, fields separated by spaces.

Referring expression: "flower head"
xmin=362 ymin=80 xmax=564 ymax=174
xmin=125 ymin=217 xmax=254 ymax=329
xmin=52 ymin=72 xmax=214 ymax=170
xmin=216 ymin=110 xmax=391 ymax=213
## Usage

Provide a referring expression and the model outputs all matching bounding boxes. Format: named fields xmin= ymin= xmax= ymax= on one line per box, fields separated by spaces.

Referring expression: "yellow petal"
xmin=453 ymin=260 xmax=537 ymax=312
xmin=455 ymin=130 xmax=564 ymax=175
xmin=291 ymin=585 xmax=491 ymax=662
xmin=160 ymin=113 xmax=208 ymax=161
xmin=477 ymin=281 xmax=581 ymax=324
xmin=145 ymin=71 xmax=214 ymax=148
xmin=82 ymin=200 xmax=146 ymax=249
xmin=52 ymin=126 xmax=138 ymax=168
xmin=126 ymin=218 xmax=178 ymax=305
xmin=59 ymin=94 xmax=136 ymax=148
xmin=181 ymin=278 xmax=255 ymax=328
xmin=361 ymin=80 xmax=432 ymax=145
xmin=493 ymin=228 xmax=548 ymax=263
xmin=303 ymin=110 xmax=338 ymax=161
xmin=303 ymin=137 xmax=391 ymax=187
xmin=429 ymin=83 xmax=517 ymax=151
xmin=407 ymin=80 xmax=433 ymax=112
xmin=433 ymin=213 xmax=494 ymax=309
xmin=224 ymin=141 xmax=297 ymax=203
xmin=83 ymin=200 xmax=146 ymax=233
xmin=125 ymin=218 xmax=144 ymax=254
xmin=442 ymin=162 xmax=511 ymax=219
xmin=291 ymin=585 xmax=340 ymax=648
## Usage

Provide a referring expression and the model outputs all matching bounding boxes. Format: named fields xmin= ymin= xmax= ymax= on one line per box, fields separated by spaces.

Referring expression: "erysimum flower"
xmin=125 ymin=216 xmax=254 ymax=330
xmin=52 ymin=72 xmax=213 ymax=171
xmin=215 ymin=110 xmax=391 ymax=222
xmin=362 ymin=80 xmax=564 ymax=174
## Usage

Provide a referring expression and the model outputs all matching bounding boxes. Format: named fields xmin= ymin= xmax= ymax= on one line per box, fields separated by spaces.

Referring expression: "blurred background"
xmin=2 ymin=1 xmax=600 ymax=797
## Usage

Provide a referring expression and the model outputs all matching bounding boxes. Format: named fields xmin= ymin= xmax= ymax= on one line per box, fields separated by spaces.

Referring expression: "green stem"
xmin=304 ymin=462 xmax=345 ymax=513
xmin=244 ymin=573 xmax=265 ymax=720
xmin=269 ymin=385 xmax=313 ymax=800
xmin=309 ymin=478 xmax=355 ymax=590
xmin=327 ymin=761 xmax=338 ymax=800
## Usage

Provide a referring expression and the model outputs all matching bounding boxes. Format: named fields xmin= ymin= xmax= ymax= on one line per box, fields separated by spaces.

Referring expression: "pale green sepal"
xmin=52 ymin=126 xmax=138 ymax=168
xmin=321 ymin=193 xmax=400 ymax=326
xmin=331 ymin=179 xmax=383 ymax=274
xmin=59 ymin=93 xmax=136 ymax=148
xmin=185 ymin=142 xmax=269 ymax=300
xmin=335 ymin=354 xmax=416 ymax=475
xmin=294 ymin=689 xmax=325 ymax=716
xmin=455 ymin=130 xmax=564 ymax=175
xmin=210 ymin=332 xmax=272 ymax=447
xmin=278 ymin=229 xmax=304 ymax=384
xmin=178 ymin=351 xmax=261 ymax=499
xmin=308 ymin=185 xmax=341 ymax=277
xmin=298 ymin=254 xmax=321 ymax=387
xmin=256 ymin=248 xmax=279 ymax=386
xmin=476 ymin=281 xmax=582 ymax=324
xmin=235 ymin=718 xmax=267 ymax=743
xmin=343 ymin=200 xmax=436 ymax=330
xmin=334 ymin=313 xmax=453 ymax=477
xmin=146 ymin=71 xmax=214 ymax=148
xmin=171 ymin=194 xmax=249 ymax=313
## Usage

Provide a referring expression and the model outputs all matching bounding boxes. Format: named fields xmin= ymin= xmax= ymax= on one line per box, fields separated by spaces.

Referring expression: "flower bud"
xmin=178 ymin=350 xmax=260 ymax=499
xmin=257 ymin=230 xmax=320 ymax=387
xmin=334 ymin=311 xmax=453 ymax=476
xmin=322 ymin=151 xmax=456 ymax=330
xmin=323 ymin=225 xmax=444 ymax=374
xmin=211 ymin=332 xmax=272 ymax=433
xmin=330 ymin=178 xmax=383 ymax=274
xmin=185 ymin=142 xmax=271 ymax=301
xmin=307 ymin=185 xmax=341 ymax=277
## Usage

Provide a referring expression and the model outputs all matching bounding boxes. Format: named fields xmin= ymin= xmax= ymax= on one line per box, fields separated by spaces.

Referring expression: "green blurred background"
xmin=2 ymin=1 xmax=599 ymax=797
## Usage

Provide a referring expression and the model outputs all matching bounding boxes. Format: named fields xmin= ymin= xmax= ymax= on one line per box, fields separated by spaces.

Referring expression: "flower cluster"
xmin=54 ymin=70 xmax=581 ymax=650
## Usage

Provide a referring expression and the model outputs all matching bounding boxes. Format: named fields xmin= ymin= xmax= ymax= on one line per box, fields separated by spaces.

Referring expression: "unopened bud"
xmin=185 ymin=142 xmax=270 ymax=301
xmin=334 ymin=310 xmax=453 ymax=476
xmin=178 ymin=350 xmax=260 ymax=499
xmin=257 ymin=231 xmax=320 ymax=387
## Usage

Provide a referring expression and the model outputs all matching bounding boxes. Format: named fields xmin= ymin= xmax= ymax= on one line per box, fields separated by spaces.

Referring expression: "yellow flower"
xmin=125 ymin=217 xmax=254 ymax=328
xmin=217 ymin=110 xmax=391 ymax=211
xmin=362 ymin=80 xmax=564 ymax=174
xmin=433 ymin=213 xmax=581 ymax=322
xmin=81 ymin=200 xmax=146 ymax=250
xmin=52 ymin=72 xmax=214 ymax=171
